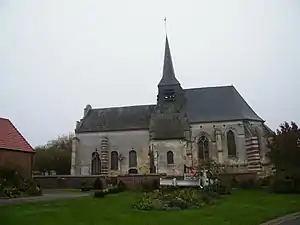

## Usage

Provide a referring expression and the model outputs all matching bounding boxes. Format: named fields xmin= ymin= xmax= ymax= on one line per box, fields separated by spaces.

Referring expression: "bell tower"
xmin=149 ymin=36 xmax=189 ymax=140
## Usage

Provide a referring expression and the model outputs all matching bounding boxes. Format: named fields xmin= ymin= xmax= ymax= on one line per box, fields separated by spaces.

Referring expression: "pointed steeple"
xmin=158 ymin=36 xmax=180 ymax=87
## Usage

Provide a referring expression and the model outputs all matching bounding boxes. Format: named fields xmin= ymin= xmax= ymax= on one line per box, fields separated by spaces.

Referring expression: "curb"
xmin=260 ymin=212 xmax=300 ymax=225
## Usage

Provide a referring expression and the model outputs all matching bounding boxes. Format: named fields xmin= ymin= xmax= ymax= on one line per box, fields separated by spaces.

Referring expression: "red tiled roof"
xmin=0 ymin=117 xmax=34 ymax=153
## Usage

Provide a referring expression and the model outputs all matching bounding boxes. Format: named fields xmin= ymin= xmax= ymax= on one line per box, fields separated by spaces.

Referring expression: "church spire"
xmin=158 ymin=35 xmax=180 ymax=87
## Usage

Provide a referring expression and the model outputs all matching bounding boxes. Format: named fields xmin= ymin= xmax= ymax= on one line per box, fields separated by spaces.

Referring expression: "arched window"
xmin=167 ymin=151 xmax=174 ymax=165
xmin=198 ymin=136 xmax=209 ymax=160
xmin=227 ymin=130 xmax=237 ymax=156
xmin=129 ymin=150 xmax=137 ymax=168
xmin=111 ymin=151 xmax=118 ymax=170
xmin=91 ymin=150 xmax=101 ymax=175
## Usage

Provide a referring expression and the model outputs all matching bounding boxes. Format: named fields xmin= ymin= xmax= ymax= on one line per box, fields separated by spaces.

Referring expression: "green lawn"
xmin=1 ymin=189 xmax=300 ymax=225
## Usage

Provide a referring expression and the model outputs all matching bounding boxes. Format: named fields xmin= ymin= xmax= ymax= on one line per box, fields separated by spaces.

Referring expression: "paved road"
xmin=0 ymin=191 xmax=90 ymax=206
xmin=280 ymin=216 xmax=300 ymax=225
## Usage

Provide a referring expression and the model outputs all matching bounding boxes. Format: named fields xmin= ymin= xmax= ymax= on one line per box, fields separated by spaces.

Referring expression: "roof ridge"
xmin=92 ymin=104 xmax=156 ymax=110
xmin=7 ymin=119 xmax=34 ymax=152
xmin=231 ymin=87 xmax=263 ymax=122
xmin=184 ymin=85 xmax=234 ymax=91
xmin=0 ymin=118 xmax=34 ymax=152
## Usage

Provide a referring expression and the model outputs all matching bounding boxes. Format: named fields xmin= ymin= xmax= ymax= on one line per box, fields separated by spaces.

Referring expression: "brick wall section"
xmin=245 ymin=137 xmax=262 ymax=173
xmin=34 ymin=175 xmax=107 ymax=189
xmin=0 ymin=148 xmax=33 ymax=178
xmin=219 ymin=172 xmax=258 ymax=185
xmin=100 ymin=137 xmax=109 ymax=175
xmin=33 ymin=173 xmax=257 ymax=190
xmin=33 ymin=174 xmax=162 ymax=190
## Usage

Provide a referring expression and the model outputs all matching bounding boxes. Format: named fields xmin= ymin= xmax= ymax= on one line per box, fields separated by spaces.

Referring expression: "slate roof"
xmin=77 ymin=105 xmax=155 ymax=133
xmin=185 ymin=86 xmax=263 ymax=123
xmin=76 ymin=85 xmax=263 ymax=133
xmin=0 ymin=118 xmax=34 ymax=152
xmin=158 ymin=36 xmax=180 ymax=87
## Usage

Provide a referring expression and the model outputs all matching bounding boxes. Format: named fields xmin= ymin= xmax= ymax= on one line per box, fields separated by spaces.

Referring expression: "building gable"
xmin=0 ymin=118 xmax=34 ymax=153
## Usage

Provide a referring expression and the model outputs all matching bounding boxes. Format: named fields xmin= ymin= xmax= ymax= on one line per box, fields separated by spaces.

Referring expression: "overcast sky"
xmin=1 ymin=0 xmax=299 ymax=147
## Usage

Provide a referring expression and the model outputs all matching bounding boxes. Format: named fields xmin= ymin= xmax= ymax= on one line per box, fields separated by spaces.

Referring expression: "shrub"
xmin=94 ymin=190 xmax=106 ymax=198
xmin=203 ymin=182 xmax=231 ymax=195
xmin=132 ymin=193 xmax=153 ymax=210
xmin=132 ymin=187 xmax=219 ymax=211
xmin=27 ymin=185 xmax=42 ymax=196
xmin=151 ymin=199 xmax=166 ymax=210
xmin=152 ymin=179 xmax=160 ymax=190
xmin=168 ymin=199 xmax=188 ymax=209
xmin=80 ymin=180 xmax=92 ymax=192
xmin=0 ymin=165 xmax=42 ymax=198
xmin=259 ymin=176 xmax=272 ymax=187
xmin=93 ymin=177 xmax=103 ymax=190
xmin=141 ymin=180 xmax=152 ymax=192
xmin=160 ymin=185 xmax=180 ymax=194
xmin=0 ymin=165 xmax=24 ymax=188
xmin=25 ymin=180 xmax=42 ymax=196
xmin=201 ymin=192 xmax=218 ymax=205
xmin=231 ymin=177 xmax=238 ymax=187
xmin=3 ymin=188 xmax=21 ymax=198
xmin=117 ymin=180 xmax=126 ymax=191
xmin=270 ymin=176 xmax=300 ymax=194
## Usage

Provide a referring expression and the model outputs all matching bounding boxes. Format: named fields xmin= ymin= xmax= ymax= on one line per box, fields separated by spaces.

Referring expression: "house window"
xmin=198 ymin=136 xmax=209 ymax=160
xmin=129 ymin=150 xmax=137 ymax=168
xmin=227 ymin=130 xmax=237 ymax=156
xmin=91 ymin=151 xmax=101 ymax=175
xmin=167 ymin=151 xmax=174 ymax=164
xmin=110 ymin=151 xmax=118 ymax=170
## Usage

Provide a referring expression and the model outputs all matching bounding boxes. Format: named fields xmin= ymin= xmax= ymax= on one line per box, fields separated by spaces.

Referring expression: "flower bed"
xmin=132 ymin=183 xmax=231 ymax=211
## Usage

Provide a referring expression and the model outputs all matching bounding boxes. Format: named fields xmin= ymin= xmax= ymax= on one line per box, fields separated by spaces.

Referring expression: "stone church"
xmin=71 ymin=36 xmax=273 ymax=176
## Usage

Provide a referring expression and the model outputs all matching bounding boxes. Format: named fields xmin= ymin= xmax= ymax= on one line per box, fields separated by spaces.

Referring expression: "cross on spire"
xmin=164 ymin=17 xmax=167 ymax=36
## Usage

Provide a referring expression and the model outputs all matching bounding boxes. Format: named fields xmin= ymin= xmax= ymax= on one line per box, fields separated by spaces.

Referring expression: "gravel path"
xmin=0 ymin=191 xmax=90 ymax=206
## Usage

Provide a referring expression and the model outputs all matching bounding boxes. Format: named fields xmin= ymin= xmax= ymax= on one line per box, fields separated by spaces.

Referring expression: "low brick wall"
xmin=219 ymin=172 xmax=258 ymax=186
xmin=116 ymin=174 xmax=160 ymax=190
xmin=33 ymin=172 xmax=257 ymax=190
xmin=34 ymin=174 xmax=161 ymax=190
xmin=33 ymin=175 xmax=107 ymax=189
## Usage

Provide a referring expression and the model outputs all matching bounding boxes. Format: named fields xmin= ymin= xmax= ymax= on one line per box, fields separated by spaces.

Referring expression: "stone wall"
xmin=190 ymin=121 xmax=248 ymax=165
xmin=33 ymin=173 xmax=258 ymax=190
xmin=73 ymin=120 xmax=271 ymax=176
xmin=74 ymin=130 xmax=150 ymax=175
xmin=34 ymin=175 xmax=107 ymax=189
xmin=34 ymin=174 xmax=161 ymax=190
xmin=150 ymin=139 xmax=187 ymax=175
xmin=219 ymin=172 xmax=258 ymax=185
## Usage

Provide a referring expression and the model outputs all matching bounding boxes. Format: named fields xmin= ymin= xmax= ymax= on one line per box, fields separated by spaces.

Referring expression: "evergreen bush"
xmin=93 ymin=177 xmax=103 ymax=190
xmin=117 ymin=180 xmax=126 ymax=191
